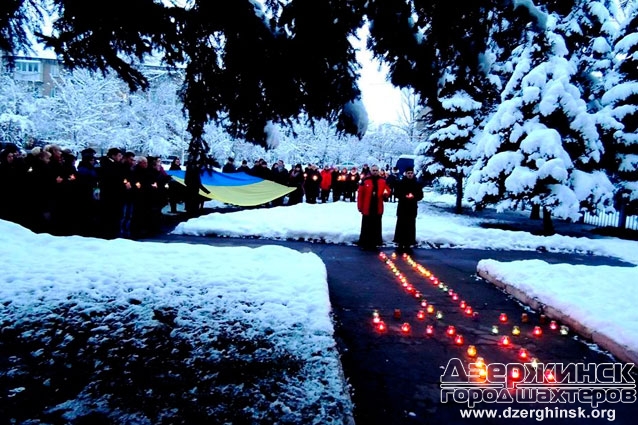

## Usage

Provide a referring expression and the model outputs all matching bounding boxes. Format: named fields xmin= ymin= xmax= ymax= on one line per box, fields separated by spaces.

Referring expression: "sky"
xmin=2 ymin=190 xmax=637 ymax=422
xmin=352 ymin=27 xmax=404 ymax=126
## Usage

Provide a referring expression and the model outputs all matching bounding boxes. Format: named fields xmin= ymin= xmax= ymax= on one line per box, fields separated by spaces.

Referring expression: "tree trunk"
xmin=530 ymin=204 xmax=541 ymax=220
xmin=455 ymin=174 xmax=464 ymax=214
xmin=542 ymin=207 xmax=555 ymax=236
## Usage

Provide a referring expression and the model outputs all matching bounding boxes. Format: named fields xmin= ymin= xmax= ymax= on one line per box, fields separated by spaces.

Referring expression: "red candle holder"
xmin=533 ymin=326 xmax=543 ymax=336
xmin=460 ymin=300 xmax=467 ymax=309
xmin=376 ymin=321 xmax=386 ymax=332
xmin=401 ymin=322 xmax=411 ymax=333
xmin=464 ymin=306 xmax=473 ymax=316
xmin=549 ymin=320 xmax=557 ymax=330
xmin=454 ymin=334 xmax=464 ymax=345
xmin=425 ymin=325 xmax=434 ymax=335
xmin=446 ymin=325 xmax=456 ymax=336
xmin=417 ymin=310 xmax=426 ymax=320
xmin=394 ymin=309 xmax=402 ymax=319
xmin=499 ymin=335 xmax=511 ymax=346
xmin=420 ymin=299 xmax=428 ymax=308
xmin=499 ymin=313 xmax=508 ymax=323
xmin=518 ymin=348 xmax=529 ymax=360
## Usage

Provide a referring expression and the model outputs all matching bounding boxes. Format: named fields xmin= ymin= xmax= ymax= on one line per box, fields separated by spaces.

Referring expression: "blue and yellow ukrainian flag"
xmin=167 ymin=169 xmax=294 ymax=207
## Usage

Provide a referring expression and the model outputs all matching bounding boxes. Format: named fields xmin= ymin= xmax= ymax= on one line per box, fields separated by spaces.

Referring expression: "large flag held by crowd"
xmin=167 ymin=169 xmax=294 ymax=207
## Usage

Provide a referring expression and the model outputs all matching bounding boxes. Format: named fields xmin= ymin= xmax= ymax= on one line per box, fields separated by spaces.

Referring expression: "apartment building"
xmin=1 ymin=51 xmax=62 ymax=97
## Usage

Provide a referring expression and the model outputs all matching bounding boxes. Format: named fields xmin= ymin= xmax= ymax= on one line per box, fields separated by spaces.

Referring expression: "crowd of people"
xmin=0 ymin=143 xmax=180 ymax=239
xmin=220 ymin=156 xmax=406 ymax=207
xmin=1 ymin=143 xmax=424 ymax=250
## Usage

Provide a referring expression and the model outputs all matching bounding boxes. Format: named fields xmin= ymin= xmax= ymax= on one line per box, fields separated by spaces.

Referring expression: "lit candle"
xmin=467 ymin=345 xmax=477 ymax=357
xmin=377 ymin=321 xmax=386 ymax=332
xmin=511 ymin=367 xmax=521 ymax=380
xmin=436 ymin=310 xmax=444 ymax=320
xmin=512 ymin=326 xmax=521 ymax=336
xmin=560 ymin=325 xmax=569 ymax=336
xmin=452 ymin=293 xmax=459 ymax=301
xmin=549 ymin=320 xmax=558 ymax=330
xmin=545 ymin=369 xmax=556 ymax=382
xmin=530 ymin=358 xmax=540 ymax=369
xmin=518 ymin=348 xmax=529 ymax=360
xmin=426 ymin=304 xmax=435 ymax=314
xmin=533 ymin=326 xmax=542 ymax=336
xmin=491 ymin=325 xmax=499 ymax=335
xmin=454 ymin=334 xmax=464 ymax=345
xmin=425 ymin=325 xmax=434 ymax=335
xmin=446 ymin=325 xmax=456 ymax=336
xmin=401 ymin=322 xmax=411 ymax=333
xmin=499 ymin=335 xmax=511 ymax=346
xmin=475 ymin=357 xmax=485 ymax=368
xmin=414 ymin=290 xmax=422 ymax=299
xmin=460 ymin=300 xmax=467 ymax=309
xmin=499 ymin=313 xmax=508 ymax=323
xmin=420 ymin=299 xmax=428 ymax=308
xmin=464 ymin=306 xmax=473 ymax=316
xmin=417 ymin=310 xmax=426 ymax=320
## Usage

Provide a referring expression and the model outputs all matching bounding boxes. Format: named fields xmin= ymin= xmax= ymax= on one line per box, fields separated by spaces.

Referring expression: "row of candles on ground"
xmin=372 ymin=308 xmax=569 ymax=338
xmin=374 ymin=251 xmax=566 ymax=382
xmin=376 ymin=251 xmax=570 ymax=337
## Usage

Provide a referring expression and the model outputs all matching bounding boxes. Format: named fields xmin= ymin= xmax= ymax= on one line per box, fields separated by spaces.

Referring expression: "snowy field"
xmin=0 ymin=220 xmax=352 ymax=424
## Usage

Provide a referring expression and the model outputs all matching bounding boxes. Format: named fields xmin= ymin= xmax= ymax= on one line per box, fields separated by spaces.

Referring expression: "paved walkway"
xmin=151 ymin=209 xmax=637 ymax=425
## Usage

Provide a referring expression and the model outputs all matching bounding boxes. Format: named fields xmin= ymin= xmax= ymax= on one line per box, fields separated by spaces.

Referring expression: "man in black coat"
xmin=393 ymin=167 xmax=424 ymax=254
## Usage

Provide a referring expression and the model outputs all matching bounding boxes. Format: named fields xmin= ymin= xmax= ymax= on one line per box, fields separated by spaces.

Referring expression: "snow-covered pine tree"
xmin=559 ymin=0 xmax=621 ymax=111
xmin=466 ymin=9 xmax=613 ymax=235
xmin=600 ymin=3 xmax=638 ymax=228
xmin=416 ymin=77 xmax=482 ymax=214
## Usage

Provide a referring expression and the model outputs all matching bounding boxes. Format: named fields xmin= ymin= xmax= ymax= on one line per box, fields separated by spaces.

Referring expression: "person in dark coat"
xmin=287 ymin=164 xmax=305 ymax=206
xmin=184 ymin=156 xmax=211 ymax=216
xmin=222 ymin=157 xmax=237 ymax=173
xmin=303 ymin=164 xmax=321 ymax=204
xmin=356 ymin=165 xmax=390 ymax=251
xmin=393 ymin=167 xmax=424 ymax=253
xmin=98 ymin=147 xmax=128 ymax=239
xmin=76 ymin=148 xmax=100 ymax=236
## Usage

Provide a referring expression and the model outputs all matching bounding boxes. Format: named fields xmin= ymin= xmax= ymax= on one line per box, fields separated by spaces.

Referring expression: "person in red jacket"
xmin=356 ymin=164 xmax=390 ymax=251
xmin=319 ymin=165 xmax=333 ymax=203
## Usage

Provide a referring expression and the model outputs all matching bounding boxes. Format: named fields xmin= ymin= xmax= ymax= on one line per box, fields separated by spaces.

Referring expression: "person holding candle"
xmin=356 ymin=164 xmax=390 ymax=251
xmin=393 ymin=167 xmax=424 ymax=254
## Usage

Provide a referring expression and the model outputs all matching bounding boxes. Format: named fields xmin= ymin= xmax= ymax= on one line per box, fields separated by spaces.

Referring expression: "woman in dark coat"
xmin=393 ymin=167 xmax=424 ymax=253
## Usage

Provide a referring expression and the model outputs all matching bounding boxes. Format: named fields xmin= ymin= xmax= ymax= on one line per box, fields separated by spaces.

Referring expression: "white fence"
xmin=582 ymin=211 xmax=638 ymax=231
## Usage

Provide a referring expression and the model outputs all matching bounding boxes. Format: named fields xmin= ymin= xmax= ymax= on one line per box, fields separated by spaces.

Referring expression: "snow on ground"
xmin=0 ymin=219 xmax=352 ymax=424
